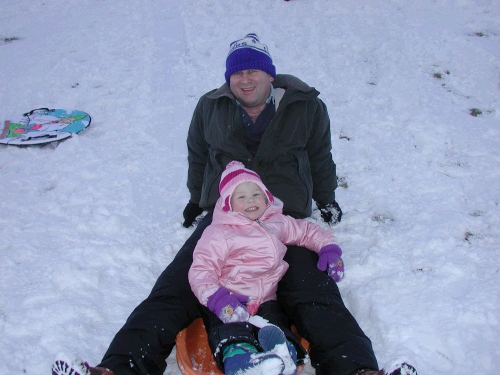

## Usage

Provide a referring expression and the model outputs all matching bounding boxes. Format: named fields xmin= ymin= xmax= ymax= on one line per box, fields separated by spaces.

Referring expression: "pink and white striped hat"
xmin=219 ymin=161 xmax=274 ymax=212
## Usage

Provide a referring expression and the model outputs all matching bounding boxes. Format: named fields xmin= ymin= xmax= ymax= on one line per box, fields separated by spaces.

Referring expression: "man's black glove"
xmin=182 ymin=201 xmax=204 ymax=228
xmin=317 ymin=201 xmax=342 ymax=225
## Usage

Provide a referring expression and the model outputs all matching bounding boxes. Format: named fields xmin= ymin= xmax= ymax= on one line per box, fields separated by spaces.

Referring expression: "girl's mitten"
xmin=207 ymin=287 xmax=250 ymax=323
xmin=317 ymin=244 xmax=344 ymax=282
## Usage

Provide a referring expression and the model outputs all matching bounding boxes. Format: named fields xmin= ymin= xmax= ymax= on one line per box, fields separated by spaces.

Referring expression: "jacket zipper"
xmin=255 ymin=218 xmax=281 ymax=262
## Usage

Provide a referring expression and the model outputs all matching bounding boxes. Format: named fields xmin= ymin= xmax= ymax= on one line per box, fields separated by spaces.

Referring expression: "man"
xmin=53 ymin=34 xmax=413 ymax=375
xmin=182 ymin=33 xmax=342 ymax=224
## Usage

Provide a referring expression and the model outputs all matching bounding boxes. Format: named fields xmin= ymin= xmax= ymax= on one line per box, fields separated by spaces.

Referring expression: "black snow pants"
xmin=99 ymin=212 xmax=378 ymax=375
xmin=277 ymin=245 xmax=379 ymax=374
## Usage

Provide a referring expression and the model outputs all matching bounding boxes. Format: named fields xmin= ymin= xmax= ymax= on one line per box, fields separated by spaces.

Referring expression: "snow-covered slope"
xmin=1 ymin=0 xmax=499 ymax=374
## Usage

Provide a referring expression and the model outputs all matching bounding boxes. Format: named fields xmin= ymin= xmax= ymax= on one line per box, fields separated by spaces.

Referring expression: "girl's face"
xmin=230 ymin=181 xmax=268 ymax=220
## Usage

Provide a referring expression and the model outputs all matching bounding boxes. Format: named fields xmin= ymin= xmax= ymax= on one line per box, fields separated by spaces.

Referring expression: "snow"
xmin=0 ymin=0 xmax=499 ymax=374
xmin=238 ymin=352 xmax=284 ymax=375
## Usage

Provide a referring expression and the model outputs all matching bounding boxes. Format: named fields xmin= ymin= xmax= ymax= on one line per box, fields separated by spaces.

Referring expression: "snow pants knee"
xmin=98 ymin=212 xmax=214 ymax=375
xmin=278 ymin=245 xmax=379 ymax=375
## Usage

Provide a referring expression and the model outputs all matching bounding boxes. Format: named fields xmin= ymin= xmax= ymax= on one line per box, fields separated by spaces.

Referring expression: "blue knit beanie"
xmin=225 ymin=33 xmax=276 ymax=84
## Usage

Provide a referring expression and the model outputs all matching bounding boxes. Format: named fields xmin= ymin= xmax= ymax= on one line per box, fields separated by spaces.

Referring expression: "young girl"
xmin=188 ymin=161 xmax=345 ymax=375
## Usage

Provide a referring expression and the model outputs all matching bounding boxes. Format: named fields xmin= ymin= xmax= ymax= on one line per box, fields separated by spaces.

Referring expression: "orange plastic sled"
xmin=175 ymin=318 xmax=310 ymax=375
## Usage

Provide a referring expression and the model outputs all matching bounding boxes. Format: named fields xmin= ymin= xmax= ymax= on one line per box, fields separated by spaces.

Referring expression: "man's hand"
xmin=317 ymin=201 xmax=342 ymax=225
xmin=182 ymin=201 xmax=204 ymax=228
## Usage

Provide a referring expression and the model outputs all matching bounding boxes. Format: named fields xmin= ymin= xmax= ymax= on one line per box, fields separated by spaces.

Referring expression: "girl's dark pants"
xmin=200 ymin=300 xmax=309 ymax=371
xmin=99 ymin=212 xmax=378 ymax=375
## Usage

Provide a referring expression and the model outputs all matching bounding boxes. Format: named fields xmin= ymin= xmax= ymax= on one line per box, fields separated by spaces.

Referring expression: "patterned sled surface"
xmin=1 ymin=108 xmax=91 ymax=145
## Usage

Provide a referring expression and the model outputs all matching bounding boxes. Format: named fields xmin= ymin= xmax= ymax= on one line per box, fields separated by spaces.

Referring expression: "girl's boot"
xmin=223 ymin=342 xmax=285 ymax=375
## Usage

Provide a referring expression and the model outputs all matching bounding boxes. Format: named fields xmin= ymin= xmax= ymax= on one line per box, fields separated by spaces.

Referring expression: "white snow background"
xmin=1 ymin=0 xmax=499 ymax=374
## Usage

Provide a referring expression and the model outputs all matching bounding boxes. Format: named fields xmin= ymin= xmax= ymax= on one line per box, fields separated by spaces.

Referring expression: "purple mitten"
xmin=317 ymin=244 xmax=345 ymax=282
xmin=207 ymin=287 xmax=250 ymax=323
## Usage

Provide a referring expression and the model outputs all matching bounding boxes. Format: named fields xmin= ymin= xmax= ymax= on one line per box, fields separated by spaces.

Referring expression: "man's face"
xmin=229 ymin=69 xmax=274 ymax=109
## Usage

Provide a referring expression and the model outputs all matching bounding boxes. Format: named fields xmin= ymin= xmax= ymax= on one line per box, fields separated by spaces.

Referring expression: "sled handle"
xmin=23 ymin=108 xmax=55 ymax=116
xmin=20 ymin=132 xmax=59 ymax=141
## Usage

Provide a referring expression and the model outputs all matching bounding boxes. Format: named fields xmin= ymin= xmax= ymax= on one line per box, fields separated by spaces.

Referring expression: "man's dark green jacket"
xmin=186 ymin=74 xmax=337 ymax=219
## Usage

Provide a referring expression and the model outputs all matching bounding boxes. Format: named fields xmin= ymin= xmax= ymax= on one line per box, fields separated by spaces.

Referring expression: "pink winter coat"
xmin=188 ymin=197 xmax=337 ymax=307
